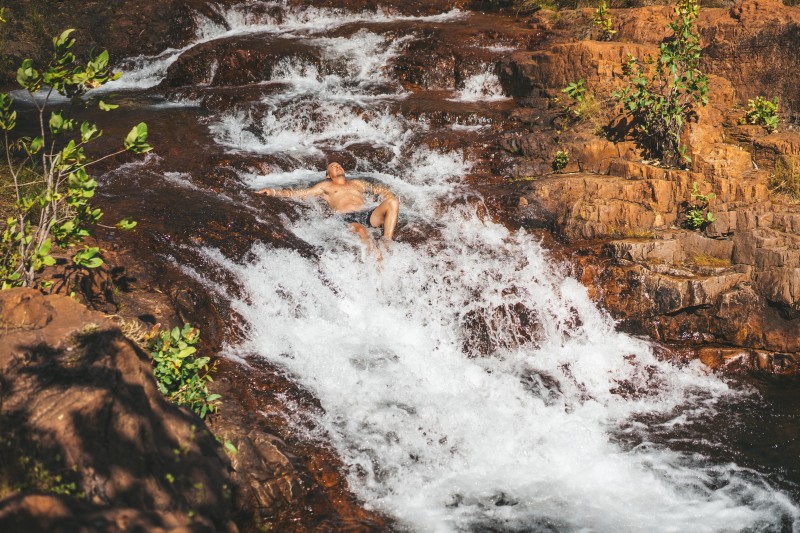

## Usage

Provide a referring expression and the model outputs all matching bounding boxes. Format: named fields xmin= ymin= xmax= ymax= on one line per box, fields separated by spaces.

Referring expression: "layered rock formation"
xmin=496 ymin=0 xmax=800 ymax=371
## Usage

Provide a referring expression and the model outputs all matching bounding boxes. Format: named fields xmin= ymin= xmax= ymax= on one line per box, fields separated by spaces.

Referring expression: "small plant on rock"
xmin=740 ymin=96 xmax=779 ymax=133
xmin=593 ymin=0 xmax=616 ymax=41
xmin=552 ymin=150 xmax=569 ymax=172
xmin=148 ymin=324 xmax=221 ymax=419
xmin=562 ymin=79 xmax=587 ymax=104
xmin=561 ymin=79 xmax=607 ymax=134
xmin=685 ymin=181 xmax=716 ymax=230
xmin=614 ymin=0 xmax=708 ymax=168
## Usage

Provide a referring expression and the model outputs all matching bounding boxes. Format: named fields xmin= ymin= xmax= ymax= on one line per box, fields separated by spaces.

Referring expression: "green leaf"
xmin=29 ymin=136 xmax=44 ymax=154
xmin=79 ymin=256 xmax=102 ymax=268
xmin=92 ymin=50 xmax=109 ymax=71
xmin=115 ymin=218 xmax=137 ymax=230
xmin=80 ymin=121 xmax=100 ymax=143
xmin=177 ymin=346 xmax=197 ymax=358
xmin=73 ymin=246 xmax=103 ymax=268
xmin=17 ymin=59 xmax=41 ymax=91
xmin=223 ymin=440 xmax=238 ymax=455
xmin=98 ymin=100 xmax=119 ymax=111
xmin=55 ymin=29 xmax=76 ymax=48
xmin=124 ymin=122 xmax=153 ymax=154
xmin=49 ymin=111 xmax=64 ymax=133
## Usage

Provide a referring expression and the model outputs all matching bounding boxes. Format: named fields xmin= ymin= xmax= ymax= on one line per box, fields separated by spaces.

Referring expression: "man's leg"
xmin=349 ymin=222 xmax=371 ymax=246
xmin=349 ymin=222 xmax=382 ymax=261
xmin=368 ymin=197 xmax=400 ymax=240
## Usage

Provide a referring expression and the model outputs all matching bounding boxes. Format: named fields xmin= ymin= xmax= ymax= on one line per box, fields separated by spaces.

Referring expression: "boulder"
xmin=0 ymin=288 xmax=236 ymax=532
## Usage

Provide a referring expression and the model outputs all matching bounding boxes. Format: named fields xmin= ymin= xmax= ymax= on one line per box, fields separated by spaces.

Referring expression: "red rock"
xmin=0 ymin=289 xmax=237 ymax=531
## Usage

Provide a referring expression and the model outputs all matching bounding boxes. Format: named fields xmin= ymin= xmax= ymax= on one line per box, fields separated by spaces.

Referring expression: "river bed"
xmin=81 ymin=2 xmax=800 ymax=531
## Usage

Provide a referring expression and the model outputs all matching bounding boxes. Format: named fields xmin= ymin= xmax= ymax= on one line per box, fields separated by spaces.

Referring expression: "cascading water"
xmin=111 ymin=2 xmax=800 ymax=531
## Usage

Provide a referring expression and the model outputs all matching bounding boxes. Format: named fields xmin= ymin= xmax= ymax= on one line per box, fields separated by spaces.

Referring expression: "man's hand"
xmin=256 ymin=188 xmax=275 ymax=196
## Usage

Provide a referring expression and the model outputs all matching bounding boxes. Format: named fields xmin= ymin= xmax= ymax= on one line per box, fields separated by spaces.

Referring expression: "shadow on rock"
xmin=0 ymin=288 xmax=235 ymax=532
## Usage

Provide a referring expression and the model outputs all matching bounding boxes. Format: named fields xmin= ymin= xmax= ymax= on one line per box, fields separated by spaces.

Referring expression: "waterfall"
xmin=111 ymin=2 xmax=800 ymax=531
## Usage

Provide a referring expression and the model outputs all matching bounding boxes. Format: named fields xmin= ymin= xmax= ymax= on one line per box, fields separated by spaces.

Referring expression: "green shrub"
xmin=148 ymin=324 xmax=220 ymax=419
xmin=552 ymin=150 xmax=569 ymax=172
xmin=614 ymin=0 xmax=708 ymax=168
xmin=685 ymin=182 xmax=716 ymax=230
xmin=740 ymin=96 xmax=779 ymax=132
xmin=562 ymin=79 xmax=587 ymax=104
xmin=0 ymin=22 xmax=150 ymax=289
xmin=593 ymin=0 xmax=616 ymax=40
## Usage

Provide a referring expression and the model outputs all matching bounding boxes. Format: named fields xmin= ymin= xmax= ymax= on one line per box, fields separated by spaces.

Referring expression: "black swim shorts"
xmin=342 ymin=207 xmax=376 ymax=227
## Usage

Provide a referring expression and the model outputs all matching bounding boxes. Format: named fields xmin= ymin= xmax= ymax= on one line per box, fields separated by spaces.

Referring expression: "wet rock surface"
xmin=206 ymin=357 xmax=389 ymax=531
xmin=0 ymin=0 xmax=235 ymax=78
xmin=0 ymin=288 xmax=236 ymax=532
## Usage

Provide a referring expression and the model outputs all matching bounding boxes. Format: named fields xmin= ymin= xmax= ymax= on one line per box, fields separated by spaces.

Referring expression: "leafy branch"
xmin=0 ymin=23 xmax=152 ymax=289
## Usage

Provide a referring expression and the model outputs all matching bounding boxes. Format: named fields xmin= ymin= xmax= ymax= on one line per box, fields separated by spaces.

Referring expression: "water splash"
xmin=449 ymin=69 xmax=510 ymax=102
xmin=155 ymin=2 xmax=799 ymax=531
xmin=200 ymin=202 xmax=798 ymax=533
xmin=102 ymin=2 xmax=464 ymax=92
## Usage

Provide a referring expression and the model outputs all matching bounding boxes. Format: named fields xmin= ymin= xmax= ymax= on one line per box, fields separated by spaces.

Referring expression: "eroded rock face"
xmin=0 ymin=288 xmax=236 ymax=531
xmin=702 ymin=0 xmax=800 ymax=111
xmin=494 ymin=0 xmax=800 ymax=368
xmin=206 ymin=358 xmax=389 ymax=531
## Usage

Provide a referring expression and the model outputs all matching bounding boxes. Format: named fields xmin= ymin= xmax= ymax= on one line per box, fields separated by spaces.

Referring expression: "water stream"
xmin=103 ymin=2 xmax=799 ymax=531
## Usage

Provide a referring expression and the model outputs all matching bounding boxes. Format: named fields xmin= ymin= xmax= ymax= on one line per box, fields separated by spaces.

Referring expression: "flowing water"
xmin=99 ymin=2 xmax=800 ymax=531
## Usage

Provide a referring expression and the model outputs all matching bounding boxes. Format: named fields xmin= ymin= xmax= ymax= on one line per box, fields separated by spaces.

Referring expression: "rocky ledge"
xmin=491 ymin=0 xmax=800 ymax=372
xmin=0 ymin=286 xmax=386 ymax=531
xmin=0 ymin=288 xmax=236 ymax=532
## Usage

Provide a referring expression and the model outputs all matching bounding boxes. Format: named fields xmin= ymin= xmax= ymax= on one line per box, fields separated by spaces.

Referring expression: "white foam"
xmin=163 ymin=171 xmax=202 ymax=191
xmin=158 ymin=2 xmax=799 ymax=531
xmin=209 ymin=3 xmax=465 ymax=36
xmin=449 ymin=69 xmax=510 ymax=103
xmin=200 ymin=206 xmax=798 ymax=532
xmin=481 ymin=44 xmax=519 ymax=53
xmin=209 ymin=101 xmax=410 ymax=160
xmin=10 ymin=88 xmax=72 ymax=106
xmin=102 ymin=2 xmax=464 ymax=92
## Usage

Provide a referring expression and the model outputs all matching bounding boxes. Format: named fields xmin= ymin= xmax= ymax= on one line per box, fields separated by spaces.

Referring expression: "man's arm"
xmin=256 ymin=181 xmax=327 ymax=199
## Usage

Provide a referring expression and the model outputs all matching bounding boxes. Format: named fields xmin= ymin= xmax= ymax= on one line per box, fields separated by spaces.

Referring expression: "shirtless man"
xmin=256 ymin=162 xmax=400 ymax=242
